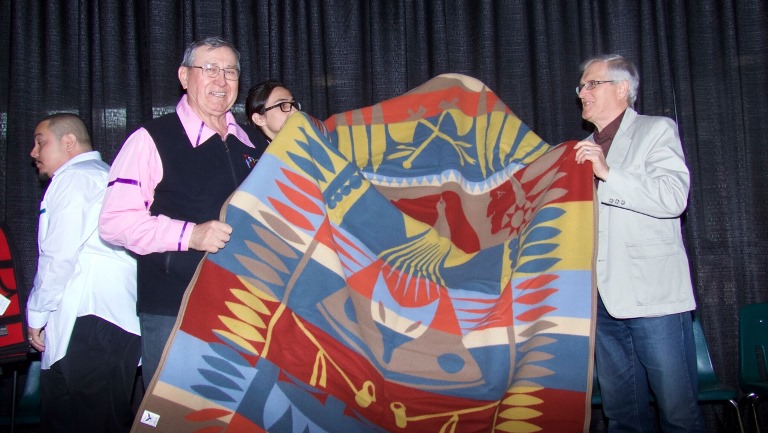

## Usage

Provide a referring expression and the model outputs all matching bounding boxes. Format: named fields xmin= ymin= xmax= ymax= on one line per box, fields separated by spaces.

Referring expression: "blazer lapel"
xmin=605 ymin=108 xmax=637 ymax=168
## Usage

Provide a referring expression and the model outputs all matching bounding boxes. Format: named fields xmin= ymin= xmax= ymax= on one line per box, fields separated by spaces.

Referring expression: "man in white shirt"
xmin=27 ymin=113 xmax=141 ymax=433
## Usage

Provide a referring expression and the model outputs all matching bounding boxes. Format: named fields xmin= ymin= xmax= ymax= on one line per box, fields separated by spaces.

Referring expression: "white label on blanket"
xmin=140 ymin=410 xmax=160 ymax=427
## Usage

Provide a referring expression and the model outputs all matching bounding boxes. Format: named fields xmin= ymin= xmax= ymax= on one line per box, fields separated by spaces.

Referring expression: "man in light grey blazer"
xmin=573 ymin=54 xmax=706 ymax=433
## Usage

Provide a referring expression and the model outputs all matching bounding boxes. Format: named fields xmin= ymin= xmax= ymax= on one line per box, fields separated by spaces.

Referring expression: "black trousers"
xmin=40 ymin=315 xmax=141 ymax=433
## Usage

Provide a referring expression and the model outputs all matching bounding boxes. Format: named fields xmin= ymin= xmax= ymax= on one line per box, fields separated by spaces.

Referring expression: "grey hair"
xmin=180 ymin=36 xmax=240 ymax=71
xmin=580 ymin=54 xmax=639 ymax=108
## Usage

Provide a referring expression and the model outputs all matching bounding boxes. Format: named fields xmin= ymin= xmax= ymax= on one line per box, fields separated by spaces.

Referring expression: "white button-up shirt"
xmin=27 ymin=151 xmax=140 ymax=369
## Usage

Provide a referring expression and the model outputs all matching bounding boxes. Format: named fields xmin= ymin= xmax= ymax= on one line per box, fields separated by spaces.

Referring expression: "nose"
xmin=30 ymin=144 xmax=39 ymax=159
xmin=213 ymin=70 xmax=227 ymax=85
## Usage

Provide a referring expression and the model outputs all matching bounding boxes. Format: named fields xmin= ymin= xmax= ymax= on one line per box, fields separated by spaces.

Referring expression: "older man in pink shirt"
xmin=99 ymin=36 xmax=268 ymax=389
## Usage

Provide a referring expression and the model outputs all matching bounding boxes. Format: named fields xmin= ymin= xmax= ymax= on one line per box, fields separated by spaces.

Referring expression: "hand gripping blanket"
xmin=133 ymin=74 xmax=596 ymax=433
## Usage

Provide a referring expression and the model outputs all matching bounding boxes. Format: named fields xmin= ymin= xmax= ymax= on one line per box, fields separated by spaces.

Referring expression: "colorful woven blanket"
xmin=133 ymin=74 xmax=596 ymax=433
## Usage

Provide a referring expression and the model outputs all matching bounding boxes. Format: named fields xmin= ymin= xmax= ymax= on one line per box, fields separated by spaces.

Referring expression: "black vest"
xmin=136 ymin=113 xmax=267 ymax=316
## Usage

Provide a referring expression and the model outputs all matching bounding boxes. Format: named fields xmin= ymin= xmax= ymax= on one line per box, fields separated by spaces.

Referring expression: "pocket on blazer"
xmin=625 ymin=238 xmax=687 ymax=305
xmin=625 ymin=238 xmax=680 ymax=258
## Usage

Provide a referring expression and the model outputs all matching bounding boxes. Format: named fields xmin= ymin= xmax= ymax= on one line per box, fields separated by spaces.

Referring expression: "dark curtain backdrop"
xmin=1 ymin=1 xmax=766 ymax=430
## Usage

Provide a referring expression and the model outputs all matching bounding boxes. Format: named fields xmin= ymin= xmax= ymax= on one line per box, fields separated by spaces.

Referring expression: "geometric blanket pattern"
xmin=132 ymin=74 xmax=596 ymax=433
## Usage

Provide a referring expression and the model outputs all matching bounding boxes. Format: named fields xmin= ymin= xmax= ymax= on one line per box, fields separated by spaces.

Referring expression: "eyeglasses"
xmin=575 ymin=80 xmax=615 ymax=95
xmin=262 ymin=101 xmax=302 ymax=114
xmin=188 ymin=64 xmax=240 ymax=81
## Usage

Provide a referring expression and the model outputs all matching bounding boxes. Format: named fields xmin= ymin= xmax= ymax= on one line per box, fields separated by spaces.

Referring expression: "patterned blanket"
xmin=133 ymin=74 xmax=596 ymax=433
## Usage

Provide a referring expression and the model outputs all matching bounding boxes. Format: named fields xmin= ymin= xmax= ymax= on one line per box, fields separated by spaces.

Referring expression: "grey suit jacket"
xmin=592 ymin=108 xmax=696 ymax=318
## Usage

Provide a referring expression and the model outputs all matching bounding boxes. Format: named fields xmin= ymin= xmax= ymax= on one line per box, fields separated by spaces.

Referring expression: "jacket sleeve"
xmin=600 ymin=116 xmax=690 ymax=218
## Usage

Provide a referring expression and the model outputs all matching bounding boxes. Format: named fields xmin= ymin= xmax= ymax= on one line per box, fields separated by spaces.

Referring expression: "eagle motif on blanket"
xmin=132 ymin=74 xmax=596 ymax=433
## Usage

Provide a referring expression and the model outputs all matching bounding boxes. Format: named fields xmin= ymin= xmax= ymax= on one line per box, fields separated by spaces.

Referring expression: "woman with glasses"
xmin=246 ymin=80 xmax=302 ymax=142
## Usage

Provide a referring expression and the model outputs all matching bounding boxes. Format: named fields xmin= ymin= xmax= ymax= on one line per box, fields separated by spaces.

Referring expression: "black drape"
xmin=2 ymin=1 xmax=767 ymax=430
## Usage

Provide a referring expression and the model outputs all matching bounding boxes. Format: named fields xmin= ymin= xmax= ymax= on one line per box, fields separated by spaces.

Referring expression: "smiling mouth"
xmin=211 ymin=91 xmax=226 ymax=97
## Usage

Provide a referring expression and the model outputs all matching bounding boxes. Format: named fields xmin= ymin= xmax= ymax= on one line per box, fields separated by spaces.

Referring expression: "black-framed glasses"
xmin=188 ymin=64 xmax=240 ymax=81
xmin=575 ymin=80 xmax=615 ymax=95
xmin=262 ymin=101 xmax=302 ymax=114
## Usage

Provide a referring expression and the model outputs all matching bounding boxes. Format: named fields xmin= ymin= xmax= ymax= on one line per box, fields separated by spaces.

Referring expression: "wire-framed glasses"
xmin=262 ymin=101 xmax=302 ymax=114
xmin=575 ymin=80 xmax=615 ymax=95
xmin=188 ymin=64 xmax=240 ymax=81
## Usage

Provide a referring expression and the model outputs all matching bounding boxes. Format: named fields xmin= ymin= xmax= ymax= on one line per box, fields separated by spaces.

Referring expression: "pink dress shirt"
xmin=99 ymin=95 xmax=256 ymax=255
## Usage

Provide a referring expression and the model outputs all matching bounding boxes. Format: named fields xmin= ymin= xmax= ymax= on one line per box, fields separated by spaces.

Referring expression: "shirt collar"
xmin=52 ymin=151 xmax=102 ymax=177
xmin=594 ymin=110 xmax=626 ymax=144
xmin=176 ymin=95 xmax=254 ymax=148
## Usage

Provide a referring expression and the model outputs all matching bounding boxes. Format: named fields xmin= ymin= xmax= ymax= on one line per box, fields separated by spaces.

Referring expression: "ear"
xmin=617 ymin=80 xmax=629 ymax=100
xmin=63 ymin=133 xmax=78 ymax=153
xmin=178 ymin=66 xmax=188 ymax=89
xmin=251 ymin=112 xmax=266 ymax=127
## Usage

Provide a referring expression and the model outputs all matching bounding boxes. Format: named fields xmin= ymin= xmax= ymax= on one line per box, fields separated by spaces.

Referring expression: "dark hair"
xmin=40 ymin=113 xmax=92 ymax=148
xmin=245 ymin=79 xmax=287 ymax=125
xmin=180 ymin=36 xmax=240 ymax=71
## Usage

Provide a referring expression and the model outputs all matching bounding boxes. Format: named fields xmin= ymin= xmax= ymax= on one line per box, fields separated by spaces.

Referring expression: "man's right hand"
xmin=28 ymin=327 xmax=45 ymax=352
xmin=189 ymin=220 xmax=233 ymax=253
